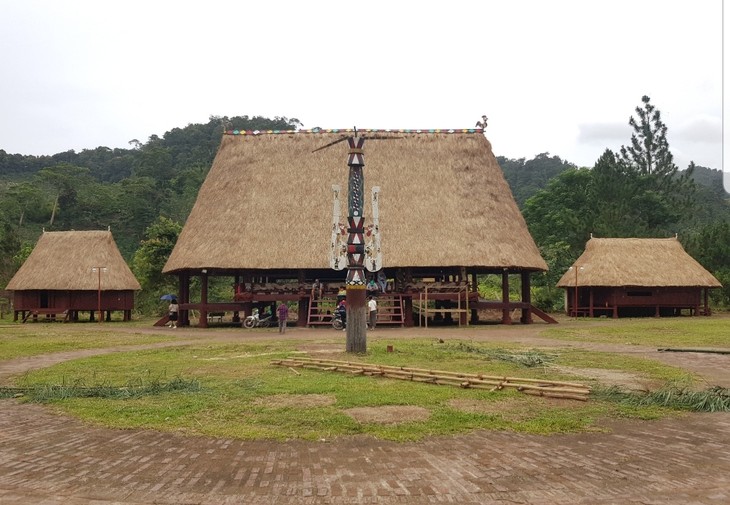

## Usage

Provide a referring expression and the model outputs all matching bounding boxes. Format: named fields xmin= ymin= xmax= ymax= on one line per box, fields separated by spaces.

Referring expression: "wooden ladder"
xmin=307 ymin=295 xmax=339 ymax=326
xmin=374 ymin=294 xmax=405 ymax=326
xmin=307 ymin=294 xmax=405 ymax=327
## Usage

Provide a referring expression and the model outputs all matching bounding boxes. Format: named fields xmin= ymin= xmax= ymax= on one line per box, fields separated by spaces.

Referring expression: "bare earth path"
xmin=1 ymin=323 xmax=729 ymax=504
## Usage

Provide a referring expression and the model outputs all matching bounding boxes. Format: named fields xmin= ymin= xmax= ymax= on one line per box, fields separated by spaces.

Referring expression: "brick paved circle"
xmin=1 ymin=324 xmax=729 ymax=504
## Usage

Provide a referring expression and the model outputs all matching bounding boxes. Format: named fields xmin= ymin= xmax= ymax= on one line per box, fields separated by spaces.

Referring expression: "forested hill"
xmin=0 ymin=115 xmax=299 ymax=182
xmin=498 ymin=154 xmax=725 ymax=211
xmin=497 ymin=153 xmax=577 ymax=207
xmin=0 ymin=115 xmax=300 ymax=285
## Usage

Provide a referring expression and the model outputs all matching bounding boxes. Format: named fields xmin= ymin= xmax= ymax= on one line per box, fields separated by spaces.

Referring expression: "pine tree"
xmin=620 ymin=95 xmax=674 ymax=176
xmin=616 ymin=95 xmax=696 ymax=232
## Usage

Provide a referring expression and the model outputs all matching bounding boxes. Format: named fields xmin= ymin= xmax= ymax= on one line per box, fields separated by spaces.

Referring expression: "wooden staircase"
xmin=306 ymin=294 xmax=406 ymax=327
xmin=307 ymin=296 xmax=339 ymax=326
xmin=374 ymin=294 xmax=405 ymax=326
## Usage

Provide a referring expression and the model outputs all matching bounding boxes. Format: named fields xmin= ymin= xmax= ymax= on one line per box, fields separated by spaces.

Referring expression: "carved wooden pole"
xmin=345 ymin=136 xmax=367 ymax=352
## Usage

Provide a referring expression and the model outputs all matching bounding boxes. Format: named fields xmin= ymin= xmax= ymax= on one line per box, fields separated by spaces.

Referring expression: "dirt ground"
xmin=1 ymin=321 xmax=729 ymax=504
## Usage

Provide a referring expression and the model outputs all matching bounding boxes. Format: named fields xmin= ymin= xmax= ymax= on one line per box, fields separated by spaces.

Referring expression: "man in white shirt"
xmin=367 ymin=296 xmax=377 ymax=330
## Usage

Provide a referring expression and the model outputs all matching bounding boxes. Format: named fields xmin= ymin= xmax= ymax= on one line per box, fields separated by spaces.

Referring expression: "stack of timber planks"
xmin=271 ymin=356 xmax=591 ymax=401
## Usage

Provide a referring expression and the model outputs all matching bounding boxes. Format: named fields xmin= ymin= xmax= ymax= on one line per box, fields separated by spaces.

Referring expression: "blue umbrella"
xmin=160 ymin=294 xmax=177 ymax=301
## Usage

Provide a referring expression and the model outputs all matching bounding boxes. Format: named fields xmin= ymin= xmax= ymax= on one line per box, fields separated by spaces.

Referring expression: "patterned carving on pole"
xmin=345 ymin=136 xmax=367 ymax=353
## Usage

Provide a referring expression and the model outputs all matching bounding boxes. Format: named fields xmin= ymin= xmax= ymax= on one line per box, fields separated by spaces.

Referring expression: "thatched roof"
xmin=6 ymin=230 xmax=141 ymax=291
xmin=163 ymin=129 xmax=547 ymax=273
xmin=556 ymin=237 xmax=721 ymax=288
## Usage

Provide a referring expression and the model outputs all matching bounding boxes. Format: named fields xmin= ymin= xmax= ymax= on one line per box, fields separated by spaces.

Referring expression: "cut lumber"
xmin=271 ymin=356 xmax=591 ymax=401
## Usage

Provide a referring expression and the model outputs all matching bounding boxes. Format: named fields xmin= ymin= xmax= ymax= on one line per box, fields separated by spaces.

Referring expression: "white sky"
xmin=1 ymin=0 xmax=725 ymax=184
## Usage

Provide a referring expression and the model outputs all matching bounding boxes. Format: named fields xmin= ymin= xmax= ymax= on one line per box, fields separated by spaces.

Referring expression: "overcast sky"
xmin=1 ymin=1 xmax=725 ymax=182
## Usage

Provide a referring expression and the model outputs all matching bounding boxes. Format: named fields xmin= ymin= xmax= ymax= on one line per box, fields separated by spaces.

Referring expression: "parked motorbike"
xmin=332 ymin=310 xmax=346 ymax=330
xmin=243 ymin=310 xmax=273 ymax=328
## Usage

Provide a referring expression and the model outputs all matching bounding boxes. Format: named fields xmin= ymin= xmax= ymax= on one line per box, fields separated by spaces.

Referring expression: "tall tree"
xmin=620 ymin=95 xmax=673 ymax=176
xmin=132 ymin=216 xmax=182 ymax=293
xmin=617 ymin=95 xmax=695 ymax=226
xmin=131 ymin=216 xmax=184 ymax=314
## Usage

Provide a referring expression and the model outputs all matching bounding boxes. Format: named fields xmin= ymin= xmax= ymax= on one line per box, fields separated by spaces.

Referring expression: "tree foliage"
xmin=525 ymin=95 xmax=702 ymax=246
xmin=132 ymin=216 xmax=183 ymax=314
xmin=523 ymin=168 xmax=596 ymax=253
xmin=498 ymin=153 xmax=576 ymax=207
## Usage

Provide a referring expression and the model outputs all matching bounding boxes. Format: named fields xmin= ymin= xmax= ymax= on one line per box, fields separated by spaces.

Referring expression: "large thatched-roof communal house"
xmin=163 ymin=128 xmax=550 ymax=327
xmin=557 ymin=237 xmax=721 ymax=318
xmin=6 ymin=230 xmax=141 ymax=322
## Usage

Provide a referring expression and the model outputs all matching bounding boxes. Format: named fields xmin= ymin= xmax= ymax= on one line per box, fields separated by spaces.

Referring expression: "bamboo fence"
xmin=271 ymin=356 xmax=591 ymax=401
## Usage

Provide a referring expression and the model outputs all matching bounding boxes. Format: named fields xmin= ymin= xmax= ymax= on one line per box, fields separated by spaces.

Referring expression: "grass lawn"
xmin=12 ymin=335 xmax=687 ymax=441
xmin=3 ymin=316 xmax=726 ymax=441
xmin=542 ymin=314 xmax=730 ymax=347
xmin=0 ymin=322 xmax=177 ymax=360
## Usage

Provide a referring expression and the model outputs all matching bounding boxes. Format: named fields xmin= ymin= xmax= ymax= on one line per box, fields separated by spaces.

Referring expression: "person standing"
xmin=277 ymin=302 xmax=289 ymax=333
xmin=336 ymin=299 xmax=347 ymax=330
xmin=367 ymin=296 xmax=377 ymax=330
xmin=168 ymin=299 xmax=179 ymax=328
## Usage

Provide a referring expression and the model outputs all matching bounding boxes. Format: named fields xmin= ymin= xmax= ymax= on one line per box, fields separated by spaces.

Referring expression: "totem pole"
xmin=321 ymin=129 xmax=384 ymax=353
xmin=343 ymin=135 xmax=368 ymax=352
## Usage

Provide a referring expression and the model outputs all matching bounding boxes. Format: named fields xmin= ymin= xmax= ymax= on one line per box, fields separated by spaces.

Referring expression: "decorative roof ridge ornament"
xmin=224 ymin=128 xmax=484 ymax=136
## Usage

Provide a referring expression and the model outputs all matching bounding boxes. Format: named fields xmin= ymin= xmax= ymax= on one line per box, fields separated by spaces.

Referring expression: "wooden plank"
xmin=272 ymin=357 xmax=591 ymax=400
xmin=294 ymin=357 xmax=590 ymax=389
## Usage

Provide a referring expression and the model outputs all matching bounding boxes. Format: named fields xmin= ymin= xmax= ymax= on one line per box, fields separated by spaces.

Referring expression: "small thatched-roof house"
xmin=557 ymin=237 xmax=721 ymax=317
xmin=6 ymin=230 xmax=141 ymax=322
xmin=164 ymin=128 xmax=549 ymax=327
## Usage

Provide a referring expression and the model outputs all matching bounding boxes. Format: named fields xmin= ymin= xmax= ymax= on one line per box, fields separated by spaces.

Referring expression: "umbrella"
xmin=160 ymin=294 xmax=177 ymax=301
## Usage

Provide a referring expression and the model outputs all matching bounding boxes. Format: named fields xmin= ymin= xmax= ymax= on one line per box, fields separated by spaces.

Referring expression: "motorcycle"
xmin=243 ymin=310 xmax=273 ymax=328
xmin=332 ymin=310 xmax=346 ymax=330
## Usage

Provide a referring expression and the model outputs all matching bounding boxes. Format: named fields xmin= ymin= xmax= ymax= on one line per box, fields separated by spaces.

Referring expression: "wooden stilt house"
xmin=557 ymin=237 xmax=721 ymax=318
xmin=6 ymin=230 xmax=141 ymax=322
xmin=162 ymin=128 xmax=550 ymax=327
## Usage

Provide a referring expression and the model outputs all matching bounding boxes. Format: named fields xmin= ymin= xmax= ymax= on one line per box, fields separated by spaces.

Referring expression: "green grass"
xmin=543 ymin=316 xmax=730 ymax=347
xmin=592 ymin=384 xmax=730 ymax=412
xmin=0 ymin=324 xmax=176 ymax=360
xmin=14 ymin=337 xmax=688 ymax=441
xmin=4 ymin=316 xmax=725 ymax=441
xmin=552 ymin=349 xmax=691 ymax=383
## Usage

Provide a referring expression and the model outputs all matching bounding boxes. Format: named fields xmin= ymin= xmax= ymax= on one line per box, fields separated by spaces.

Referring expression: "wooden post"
xmin=199 ymin=270 xmax=209 ymax=328
xmin=403 ymin=296 xmax=414 ymax=327
xmin=297 ymin=269 xmax=308 ymax=327
xmin=520 ymin=271 xmax=532 ymax=324
xmin=345 ymin=136 xmax=368 ymax=353
xmin=470 ymin=271 xmax=479 ymax=324
xmin=178 ymin=272 xmax=191 ymax=326
xmin=91 ymin=266 xmax=107 ymax=324
xmin=501 ymin=269 xmax=511 ymax=324
xmin=574 ymin=268 xmax=578 ymax=317
xmin=346 ymin=289 xmax=367 ymax=352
